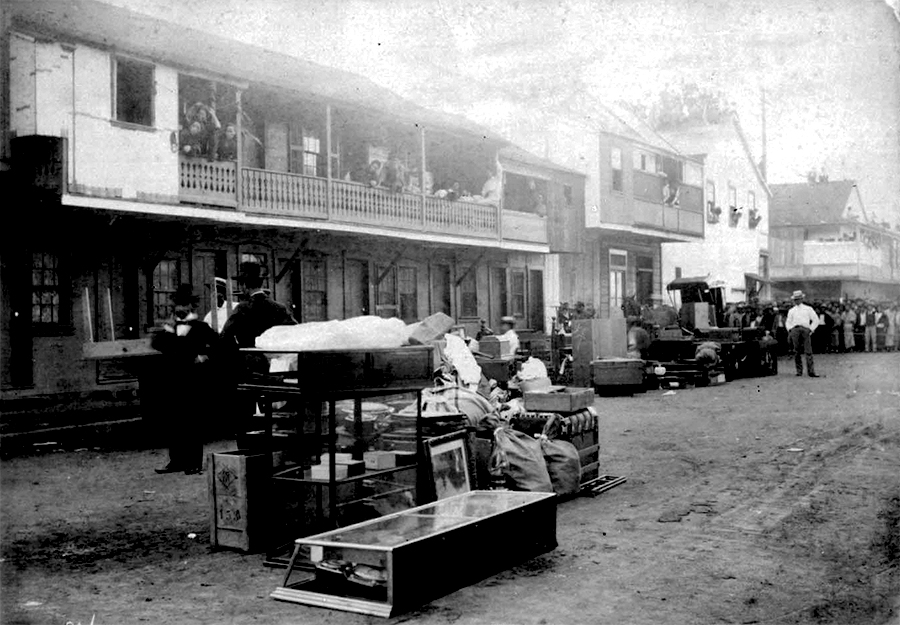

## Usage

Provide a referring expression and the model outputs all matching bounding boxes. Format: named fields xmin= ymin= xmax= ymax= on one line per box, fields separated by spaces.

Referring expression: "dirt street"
xmin=2 ymin=352 xmax=899 ymax=625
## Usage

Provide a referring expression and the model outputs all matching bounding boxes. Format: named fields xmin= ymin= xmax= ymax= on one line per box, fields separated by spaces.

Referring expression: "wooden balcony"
xmin=240 ymin=168 xmax=504 ymax=240
xmin=772 ymin=240 xmax=895 ymax=282
xmin=175 ymin=165 xmax=552 ymax=245
xmin=178 ymin=157 xmax=237 ymax=208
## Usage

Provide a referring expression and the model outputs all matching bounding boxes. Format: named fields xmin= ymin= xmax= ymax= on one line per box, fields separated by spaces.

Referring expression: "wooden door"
xmin=431 ymin=264 xmax=451 ymax=316
xmin=344 ymin=259 xmax=370 ymax=318
xmin=529 ymin=269 xmax=545 ymax=332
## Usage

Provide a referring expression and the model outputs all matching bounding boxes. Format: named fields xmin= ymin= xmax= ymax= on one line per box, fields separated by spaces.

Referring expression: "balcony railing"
xmin=178 ymin=157 xmax=237 ymax=208
xmin=235 ymin=169 xmax=504 ymax=240
xmin=771 ymin=240 xmax=893 ymax=281
xmin=241 ymin=167 xmax=328 ymax=219
xmin=425 ymin=196 xmax=498 ymax=238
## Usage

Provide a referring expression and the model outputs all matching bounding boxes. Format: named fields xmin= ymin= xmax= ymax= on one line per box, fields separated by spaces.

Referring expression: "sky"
xmin=111 ymin=0 xmax=900 ymax=225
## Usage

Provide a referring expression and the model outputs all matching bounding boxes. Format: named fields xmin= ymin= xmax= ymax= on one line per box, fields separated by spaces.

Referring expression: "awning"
xmin=666 ymin=276 xmax=710 ymax=291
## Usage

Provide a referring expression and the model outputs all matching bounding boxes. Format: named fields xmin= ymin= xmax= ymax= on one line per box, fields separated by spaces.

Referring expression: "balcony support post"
xmin=235 ymin=89 xmax=243 ymax=207
xmin=420 ymin=126 xmax=427 ymax=231
xmin=325 ymin=103 xmax=333 ymax=218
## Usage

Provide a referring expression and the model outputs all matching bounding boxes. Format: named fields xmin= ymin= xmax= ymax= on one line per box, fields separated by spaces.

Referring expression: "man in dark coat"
xmin=221 ymin=261 xmax=297 ymax=349
xmin=151 ymin=284 xmax=218 ymax=474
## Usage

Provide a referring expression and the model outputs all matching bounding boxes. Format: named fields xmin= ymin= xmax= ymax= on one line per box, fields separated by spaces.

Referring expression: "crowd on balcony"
xmin=179 ymin=100 xmax=237 ymax=162
xmin=342 ymin=154 xmax=503 ymax=207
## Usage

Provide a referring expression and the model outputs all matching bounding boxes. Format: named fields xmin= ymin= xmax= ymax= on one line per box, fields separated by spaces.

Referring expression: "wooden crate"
xmin=208 ymin=450 xmax=272 ymax=552
xmin=523 ymin=387 xmax=594 ymax=413
xmin=591 ymin=358 xmax=644 ymax=387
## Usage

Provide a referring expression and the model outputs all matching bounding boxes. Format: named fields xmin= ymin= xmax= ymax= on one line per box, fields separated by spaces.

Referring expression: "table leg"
xmin=282 ymin=542 xmax=302 ymax=587
xmin=328 ymin=399 xmax=337 ymax=528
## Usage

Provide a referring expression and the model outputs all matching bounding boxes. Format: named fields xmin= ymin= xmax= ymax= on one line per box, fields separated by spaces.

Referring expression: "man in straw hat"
xmin=785 ymin=290 xmax=820 ymax=377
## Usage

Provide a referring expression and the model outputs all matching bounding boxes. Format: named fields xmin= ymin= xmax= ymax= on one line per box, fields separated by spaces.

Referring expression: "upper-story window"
xmin=684 ymin=162 xmax=702 ymax=187
xmin=114 ymin=56 xmax=154 ymax=127
xmin=728 ymin=184 xmax=737 ymax=208
xmin=610 ymin=147 xmax=623 ymax=192
xmin=632 ymin=150 xmax=657 ymax=173
xmin=706 ymin=180 xmax=716 ymax=207
xmin=747 ymin=191 xmax=756 ymax=211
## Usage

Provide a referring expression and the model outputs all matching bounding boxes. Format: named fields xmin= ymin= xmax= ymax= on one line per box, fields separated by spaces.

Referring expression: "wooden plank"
xmin=82 ymin=338 xmax=159 ymax=360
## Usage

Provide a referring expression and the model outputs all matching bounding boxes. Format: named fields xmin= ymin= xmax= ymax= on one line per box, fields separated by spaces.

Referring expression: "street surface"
xmin=1 ymin=352 xmax=899 ymax=625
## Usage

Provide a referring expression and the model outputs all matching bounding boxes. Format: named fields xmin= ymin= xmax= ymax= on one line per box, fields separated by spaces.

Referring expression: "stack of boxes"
xmin=518 ymin=388 xmax=600 ymax=486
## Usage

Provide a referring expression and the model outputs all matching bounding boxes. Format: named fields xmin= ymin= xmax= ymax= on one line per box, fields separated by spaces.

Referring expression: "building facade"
xmin=0 ymin=0 xmax=582 ymax=417
xmin=557 ymin=107 xmax=705 ymax=317
xmin=769 ymin=180 xmax=900 ymax=301
xmin=661 ymin=114 xmax=771 ymax=305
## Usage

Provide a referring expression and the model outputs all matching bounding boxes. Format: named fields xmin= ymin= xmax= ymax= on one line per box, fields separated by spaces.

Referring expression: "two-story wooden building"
xmin=0 ymin=0 xmax=583 ymax=419
xmin=555 ymin=105 xmax=705 ymax=316
xmin=769 ymin=179 xmax=900 ymax=301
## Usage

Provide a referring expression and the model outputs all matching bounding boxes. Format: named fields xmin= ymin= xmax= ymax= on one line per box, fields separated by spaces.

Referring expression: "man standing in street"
xmin=786 ymin=290 xmax=820 ymax=377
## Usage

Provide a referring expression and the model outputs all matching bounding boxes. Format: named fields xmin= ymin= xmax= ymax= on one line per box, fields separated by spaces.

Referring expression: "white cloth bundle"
xmin=255 ymin=316 xmax=410 ymax=351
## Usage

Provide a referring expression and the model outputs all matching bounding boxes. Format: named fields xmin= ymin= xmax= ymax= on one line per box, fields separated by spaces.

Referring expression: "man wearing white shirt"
xmin=786 ymin=290 xmax=820 ymax=377
xmin=203 ymin=278 xmax=239 ymax=334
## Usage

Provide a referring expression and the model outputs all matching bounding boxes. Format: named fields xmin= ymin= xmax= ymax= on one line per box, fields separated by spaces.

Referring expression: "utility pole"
xmin=760 ymin=86 xmax=767 ymax=182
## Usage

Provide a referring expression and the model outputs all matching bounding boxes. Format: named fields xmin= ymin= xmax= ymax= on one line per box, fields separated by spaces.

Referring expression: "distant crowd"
xmin=721 ymin=299 xmax=899 ymax=355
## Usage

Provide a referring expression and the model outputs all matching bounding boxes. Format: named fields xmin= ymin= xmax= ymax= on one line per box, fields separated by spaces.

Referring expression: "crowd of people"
xmin=179 ymin=100 xmax=237 ymax=162
xmin=721 ymin=297 xmax=899 ymax=355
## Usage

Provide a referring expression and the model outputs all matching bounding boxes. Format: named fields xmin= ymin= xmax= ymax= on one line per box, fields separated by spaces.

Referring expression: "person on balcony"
xmin=479 ymin=168 xmax=502 ymax=206
xmin=185 ymin=101 xmax=221 ymax=161
xmin=382 ymin=154 xmax=408 ymax=193
xmin=217 ymin=123 xmax=238 ymax=161
xmin=365 ymin=160 xmax=384 ymax=188
xmin=180 ymin=121 xmax=206 ymax=158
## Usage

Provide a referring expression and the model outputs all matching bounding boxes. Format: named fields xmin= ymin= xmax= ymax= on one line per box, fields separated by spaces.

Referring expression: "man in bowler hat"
xmin=151 ymin=284 xmax=219 ymax=474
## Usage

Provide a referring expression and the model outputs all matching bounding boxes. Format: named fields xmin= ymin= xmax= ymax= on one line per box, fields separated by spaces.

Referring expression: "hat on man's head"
xmin=791 ymin=290 xmax=805 ymax=300
xmin=172 ymin=283 xmax=199 ymax=306
xmin=500 ymin=316 xmax=516 ymax=326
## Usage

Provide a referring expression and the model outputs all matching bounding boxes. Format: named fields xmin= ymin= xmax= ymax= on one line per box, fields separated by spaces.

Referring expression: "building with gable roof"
xmin=768 ymin=179 xmax=900 ymax=301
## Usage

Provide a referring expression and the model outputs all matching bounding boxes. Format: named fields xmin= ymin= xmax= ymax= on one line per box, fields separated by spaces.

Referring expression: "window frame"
xmin=728 ymin=183 xmax=737 ymax=209
xmin=150 ymin=257 xmax=181 ymax=328
xmin=299 ymin=256 xmax=328 ymax=322
xmin=509 ymin=269 xmax=526 ymax=320
xmin=459 ymin=267 xmax=478 ymax=319
xmin=610 ymin=147 xmax=623 ymax=192
xmin=609 ymin=248 xmax=627 ymax=315
xmin=111 ymin=54 xmax=156 ymax=129
xmin=30 ymin=252 xmax=71 ymax=334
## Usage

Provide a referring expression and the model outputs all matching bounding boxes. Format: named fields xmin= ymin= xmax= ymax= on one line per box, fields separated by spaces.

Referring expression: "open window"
xmin=114 ymin=56 xmax=154 ymax=127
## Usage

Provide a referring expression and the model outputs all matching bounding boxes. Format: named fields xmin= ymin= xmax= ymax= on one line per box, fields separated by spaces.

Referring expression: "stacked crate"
xmin=516 ymin=388 xmax=600 ymax=486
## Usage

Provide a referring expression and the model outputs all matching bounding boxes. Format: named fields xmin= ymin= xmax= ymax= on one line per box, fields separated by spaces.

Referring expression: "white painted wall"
xmin=9 ymin=32 xmax=180 ymax=199
xmin=662 ymin=124 xmax=770 ymax=303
